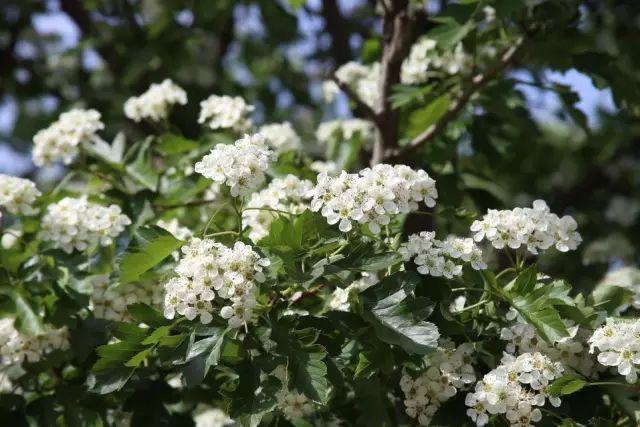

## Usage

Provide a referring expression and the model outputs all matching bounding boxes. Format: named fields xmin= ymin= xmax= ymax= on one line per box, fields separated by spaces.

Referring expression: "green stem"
xmin=242 ymin=207 xmax=293 ymax=216
xmin=457 ymin=299 xmax=489 ymax=313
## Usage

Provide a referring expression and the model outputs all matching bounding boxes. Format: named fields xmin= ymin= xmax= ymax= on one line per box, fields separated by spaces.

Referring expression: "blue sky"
xmin=0 ymin=1 xmax=617 ymax=175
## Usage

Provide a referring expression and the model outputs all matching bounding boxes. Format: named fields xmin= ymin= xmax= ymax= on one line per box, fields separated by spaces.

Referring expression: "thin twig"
xmin=331 ymin=75 xmax=379 ymax=122
xmin=386 ymin=38 xmax=524 ymax=161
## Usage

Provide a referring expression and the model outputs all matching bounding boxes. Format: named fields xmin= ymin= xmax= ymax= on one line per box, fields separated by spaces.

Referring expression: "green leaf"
xmin=548 ymin=374 xmax=588 ymax=396
xmin=182 ymin=329 xmax=226 ymax=388
xmin=349 ymin=252 xmax=402 ymax=272
xmin=125 ymin=138 xmax=159 ymax=191
xmin=84 ymin=132 xmax=126 ymax=166
xmin=354 ymin=352 xmax=375 ymax=380
xmin=87 ymin=368 xmax=134 ymax=394
xmin=127 ymin=303 xmax=169 ymax=327
xmin=361 ymin=272 xmax=439 ymax=354
xmin=591 ymin=284 xmax=633 ymax=314
xmin=290 ymin=344 xmax=329 ymax=403
xmin=509 ymin=289 xmax=570 ymax=343
xmin=426 ymin=17 xmax=474 ymax=49
xmin=406 ymin=94 xmax=451 ymax=141
xmin=14 ymin=293 xmax=44 ymax=335
xmin=141 ymin=325 xmax=171 ymax=345
xmin=124 ymin=347 xmax=153 ymax=368
xmin=96 ymin=341 xmax=142 ymax=363
xmin=272 ymin=322 xmax=330 ymax=403
xmin=111 ymin=322 xmax=148 ymax=342
xmin=156 ymin=133 xmax=199 ymax=155
xmin=118 ymin=225 xmax=183 ymax=284
xmin=508 ymin=264 xmax=538 ymax=294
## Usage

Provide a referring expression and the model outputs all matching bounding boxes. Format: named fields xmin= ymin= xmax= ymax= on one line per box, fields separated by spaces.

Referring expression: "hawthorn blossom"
xmin=40 ymin=196 xmax=131 ymax=253
xmin=465 ymin=352 xmax=564 ymax=426
xmin=310 ymin=164 xmax=437 ymax=234
xmin=0 ymin=174 xmax=41 ymax=215
xmin=124 ymin=78 xmax=187 ymax=122
xmin=400 ymin=232 xmax=487 ymax=278
xmin=32 ymin=109 xmax=104 ymax=166
xmin=198 ymin=95 xmax=253 ymax=131
xmin=258 ymin=122 xmax=302 ymax=153
xmin=194 ymin=133 xmax=275 ymax=197
xmin=470 ymin=200 xmax=582 ymax=254
xmin=162 ymin=238 xmax=270 ymax=328
xmin=401 ymin=341 xmax=476 ymax=425
xmin=589 ymin=318 xmax=640 ymax=383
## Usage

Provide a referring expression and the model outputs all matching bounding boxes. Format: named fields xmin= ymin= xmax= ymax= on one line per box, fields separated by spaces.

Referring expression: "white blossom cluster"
xmin=400 ymin=232 xmax=487 ymax=278
xmin=162 ymin=238 xmax=270 ymax=328
xmin=0 ymin=174 xmax=41 ymax=215
xmin=323 ymin=61 xmax=381 ymax=108
xmin=470 ymin=200 xmax=582 ymax=254
xmin=500 ymin=310 xmax=595 ymax=377
xmin=465 ymin=352 xmax=565 ymax=426
xmin=258 ymin=122 xmax=302 ymax=154
xmin=198 ymin=95 xmax=254 ymax=131
xmin=194 ymin=133 xmax=275 ymax=197
xmin=400 ymin=341 xmax=476 ymax=426
xmin=193 ymin=407 xmax=234 ymax=427
xmin=310 ymin=164 xmax=438 ymax=233
xmin=124 ymin=79 xmax=187 ymax=122
xmin=328 ymin=273 xmax=379 ymax=312
xmin=276 ymin=389 xmax=315 ymax=419
xmin=315 ymin=119 xmax=375 ymax=145
xmin=0 ymin=317 xmax=70 ymax=367
xmin=581 ymin=233 xmax=634 ymax=265
xmin=40 ymin=196 xmax=131 ymax=253
xmin=401 ymin=37 xmax=469 ymax=85
xmin=588 ymin=317 xmax=640 ymax=383
xmin=309 ymin=160 xmax=340 ymax=176
xmin=90 ymin=275 xmax=163 ymax=322
xmin=605 ymin=195 xmax=640 ymax=227
xmin=242 ymin=175 xmax=313 ymax=242
xmin=32 ymin=109 xmax=104 ymax=166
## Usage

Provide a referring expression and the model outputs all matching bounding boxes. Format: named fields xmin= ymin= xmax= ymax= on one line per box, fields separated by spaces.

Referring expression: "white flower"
xmin=333 ymin=61 xmax=381 ymax=109
xmin=402 ymin=341 xmax=476 ymax=425
xmin=309 ymin=160 xmax=340 ymax=176
xmin=193 ymin=407 xmax=233 ymax=427
xmin=500 ymin=313 xmax=595 ymax=377
xmin=32 ymin=109 xmax=104 ymax=166
xmin=401 ymin=37 xmax=469 ymax=84
xmin=198 ymin=95 xmax=254 ymax=131
xmin=163 ymin=239 xmax=269 ymax=328
xmin=242 ymin=175 xmax=313 ymax=241
xmin=276 ymin=389 xmax=315 ymax=419
xmin=316 ymin=119 xmax=375 ymax=145
xmin=470 ymin=200 xmax=582 ymax=254
xmin=328 ymin=273 xmax=379 ymax=312
xmin=0 ymin=175 xmax=41 ymax=215
xmin=258 ymin=122 xmax=301 ymax=153
xmin=400 ymin=232 xmax=486 ymax=278
xmin=589 ymin=318 xmax=640 ymax=383
xmin=605 ymin=195 xmax=640 ymax=227
xmin=310 ymin=164 xmax=437 ymax=234
xmin=194 ymin=133 xmax=275 ymax=197
xmin=124 ymin=79 xmax=187 ymax=122
xmin=0 ymin=317 xmax=69 ymax=368
xmin=90 ymin=275 xmax=163 ymax=322
xmin=465 ymin=352 xmax=564 ymax=426
xmin=40 ymin=196 xmax=131 ymax=253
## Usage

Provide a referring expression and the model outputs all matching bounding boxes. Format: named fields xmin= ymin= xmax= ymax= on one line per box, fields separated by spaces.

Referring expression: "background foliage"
xmin=1 ymin=0 xmax=640 ymax=426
